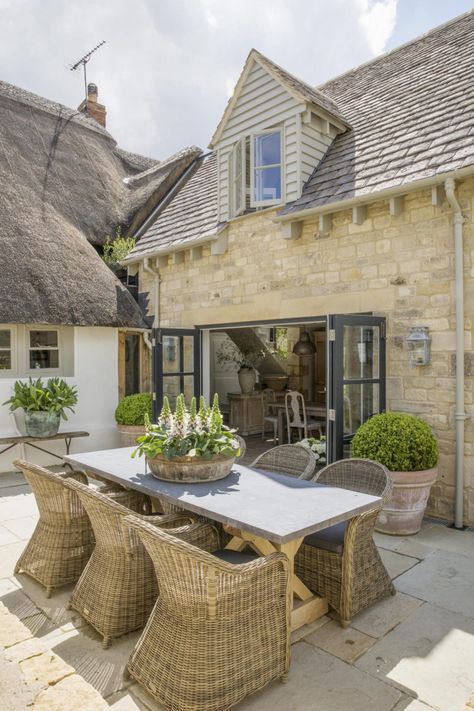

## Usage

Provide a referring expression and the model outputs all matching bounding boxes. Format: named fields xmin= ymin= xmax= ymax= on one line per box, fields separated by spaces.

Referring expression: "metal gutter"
xmin=273 ymin=166 xmax=474 ymax=222
xmin=445 ymin=177 xmax=468 ymax=529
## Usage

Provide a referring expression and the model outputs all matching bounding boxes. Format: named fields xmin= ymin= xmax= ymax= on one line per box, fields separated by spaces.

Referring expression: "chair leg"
xmin=273 ymin=421 xmax=278 ymax=444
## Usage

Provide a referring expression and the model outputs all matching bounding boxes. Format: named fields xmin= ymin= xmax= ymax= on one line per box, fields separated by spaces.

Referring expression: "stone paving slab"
xmin=355 ymin=602 xmax=474 ymax=710
xmin=305 ymin=619 xmax=376 ymax=662
xmin=395 ymin=549 xmax=474 ymax=618
xmin=350 ymin=592 xmax=424 ymax=638
xmin=3 ymin=514 xmax=38 ymax=540
xmin=379 ymin=548 xmax=420 ymax=579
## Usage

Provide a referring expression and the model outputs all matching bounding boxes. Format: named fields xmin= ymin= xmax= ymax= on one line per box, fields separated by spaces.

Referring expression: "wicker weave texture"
xmin=250 ymin=444 xmax=317 ymax=480
xmin=296 ymin=458 xmax=394 ymax=626
xmin=126 ymin=516 xmax=291 ymax=711
xmin=62 ymin=478 xmax=219 ymax=648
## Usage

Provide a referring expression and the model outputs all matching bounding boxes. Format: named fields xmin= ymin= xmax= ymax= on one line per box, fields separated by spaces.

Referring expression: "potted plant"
xmin=216 ymin=339 xmax=265 ymax=394
xmin=115 ymin=393 xmax=153 ymax=446
xmin=299 ymin=436 xmax=326 ymax=464
xmin=352 ymin=412 xmax=439 ymax=535
xmin=132 ymin=393 xmax=240 ymax=483
xmin=4 ymin=377 xmax=78 ymax=437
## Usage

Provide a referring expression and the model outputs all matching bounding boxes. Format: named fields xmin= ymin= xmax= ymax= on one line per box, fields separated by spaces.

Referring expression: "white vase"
xmin=238 ymin=368 xmax=256 ymax=394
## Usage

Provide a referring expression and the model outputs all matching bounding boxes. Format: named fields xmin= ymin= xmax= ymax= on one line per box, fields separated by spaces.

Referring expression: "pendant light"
xmin=292 ymin=330 xmax=316 ymax=355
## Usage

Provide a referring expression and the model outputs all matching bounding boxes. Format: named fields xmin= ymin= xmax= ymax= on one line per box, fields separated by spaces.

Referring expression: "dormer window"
xmin=228 ymin=128 xmax=283 ymax=218
xmin=251 ymin=130 xmax=282 ymax=206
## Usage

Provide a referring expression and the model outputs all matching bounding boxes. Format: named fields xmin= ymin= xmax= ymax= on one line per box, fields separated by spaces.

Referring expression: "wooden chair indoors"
xmin=284 ymin=390 xmax=324 ymax=443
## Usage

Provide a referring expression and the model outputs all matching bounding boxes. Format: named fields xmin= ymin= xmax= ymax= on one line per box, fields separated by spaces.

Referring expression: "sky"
xmin=0 ymin=0 xmax=472 ymax=160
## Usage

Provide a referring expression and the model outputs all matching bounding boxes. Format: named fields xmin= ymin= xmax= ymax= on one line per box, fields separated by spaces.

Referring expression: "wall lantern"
xmin=357 ymin=328 xmax=373 ymax=364
xmin=407 ymin=326 xmax=431 ymax=366
xmin=292 ymin=330 xmax=316 ymax=356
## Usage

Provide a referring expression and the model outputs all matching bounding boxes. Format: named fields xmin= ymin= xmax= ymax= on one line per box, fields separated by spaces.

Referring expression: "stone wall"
xmin=139 ymin=177 xmax=474 ymax=524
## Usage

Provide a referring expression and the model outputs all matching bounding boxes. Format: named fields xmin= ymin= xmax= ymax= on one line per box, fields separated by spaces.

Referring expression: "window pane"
xmin=183 ymin=336 xmax=194 ymax=372
xmin=344 ymin=382 xmax=380 ymax=438
xmin=183 ymin=375 xmax=194 ymax=404
xmin=162 ymin=376 xmax=180 ymax=409
xmin=163 ymin=336 xmax=179 ymax=373
xmin=125 ymin=334 xmax=140 ymax=396
xmin=254 ymin=167 xmax=281 ymax=202
xmin=254 ymin=132 xmax=280 ymax=167
xmin=0 ymin=330 xmax=10 ymax=348
xmin=30 ymin=350 xmax=59 ymax=369
xmin=343 ymin=326 xmax=380 ymax=379
xmin=29 ymin=330 xmax=58 ymax=348
xmin=0 ymin=352 xmax=11 ymax=370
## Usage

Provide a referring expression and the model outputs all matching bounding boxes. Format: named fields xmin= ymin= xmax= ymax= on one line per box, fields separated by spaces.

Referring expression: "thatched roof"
xmin=0 ymin=80 xmax=199 ymax=328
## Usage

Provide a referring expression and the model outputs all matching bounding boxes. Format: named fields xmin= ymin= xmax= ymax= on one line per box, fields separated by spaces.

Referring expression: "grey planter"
xmin=25 ymin=411 xmax=60 ymax=438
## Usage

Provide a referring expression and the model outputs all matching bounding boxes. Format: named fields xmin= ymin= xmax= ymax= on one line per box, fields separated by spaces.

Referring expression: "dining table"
xmin=64 ymin=447 xmax=381 ymax=631
xmin=272 ymin=401 xmax=326 ymax=443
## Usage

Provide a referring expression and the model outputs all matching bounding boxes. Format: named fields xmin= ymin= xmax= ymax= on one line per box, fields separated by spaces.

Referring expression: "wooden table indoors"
xmin=65 ymin=447 xmax=381 ymax=631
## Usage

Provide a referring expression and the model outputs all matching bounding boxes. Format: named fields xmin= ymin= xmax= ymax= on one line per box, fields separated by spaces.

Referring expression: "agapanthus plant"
xmin=132 ymin=393 xmax=240 ymax=461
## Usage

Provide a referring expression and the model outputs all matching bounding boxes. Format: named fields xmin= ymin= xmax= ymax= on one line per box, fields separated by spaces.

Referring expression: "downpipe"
xmin=142 ymin=258 xmax=161 ymax=415
xmin=444 ymin=178 xmax=468 ymax=529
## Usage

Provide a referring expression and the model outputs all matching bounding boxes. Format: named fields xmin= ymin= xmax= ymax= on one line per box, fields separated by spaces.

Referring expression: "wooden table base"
xmin=224 ymin=526 xmax=328 ymax=630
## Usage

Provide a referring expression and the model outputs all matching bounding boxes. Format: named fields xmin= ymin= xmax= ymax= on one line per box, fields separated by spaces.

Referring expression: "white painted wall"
xmin=0 ymin=326 xmax=120 ymax=472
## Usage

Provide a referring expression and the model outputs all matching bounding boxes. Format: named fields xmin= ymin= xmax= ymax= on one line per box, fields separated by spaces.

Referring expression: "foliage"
xmin=3 ymin=378 xmax=78 ymax=420
xmin=102 ymin=228 xmax=136 ymax=265
xmin=115 ymin=393 xmax=153 ymax=425
xmin=352 ymin=412 xmax=438 ymax=472
xmin=132 ymin=393 xmax=240 ymax=461
xmin=216 ymin=337 xmax=266 ymax=371
xmin=300 ymin=436 xmax=326 ymax=463
xmin=273 ymin=327 xmax=289 ymax=361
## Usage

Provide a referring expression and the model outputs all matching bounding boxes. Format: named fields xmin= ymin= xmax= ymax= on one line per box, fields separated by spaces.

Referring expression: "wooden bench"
xmin=0 ymin=431 xmax=89 ymax=462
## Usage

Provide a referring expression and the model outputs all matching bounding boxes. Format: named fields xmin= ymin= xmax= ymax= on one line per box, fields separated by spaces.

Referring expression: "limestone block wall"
xmin=139 ymin=176 xmax=474 ymax=524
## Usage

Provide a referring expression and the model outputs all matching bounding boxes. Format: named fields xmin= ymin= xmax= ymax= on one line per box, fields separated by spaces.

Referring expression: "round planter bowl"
xmin=263 ymin=375 xmax=288 ymax=391
xmin=376 ymin=467 xmax=438 ymax=536
xmin=147 ymin=454 xmax=236 ymax=483
xmin=117 ymin=424 xmax=147 ymax=447
xmin=25 ymin=411 xmax=60 ymax=438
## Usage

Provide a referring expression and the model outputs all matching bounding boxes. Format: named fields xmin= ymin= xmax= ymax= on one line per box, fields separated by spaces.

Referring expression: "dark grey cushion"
xmin=303 ymin=521 xmax=347 ymax=554
xmin=213 ymin=549 xmax=258 ymax=565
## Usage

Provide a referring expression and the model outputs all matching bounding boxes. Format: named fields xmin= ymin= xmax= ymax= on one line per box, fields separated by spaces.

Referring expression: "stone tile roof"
xmin=282 ymin=11 xmax=474 ymax=215
xmin=128 ymin=152 xmax=218 ymax=258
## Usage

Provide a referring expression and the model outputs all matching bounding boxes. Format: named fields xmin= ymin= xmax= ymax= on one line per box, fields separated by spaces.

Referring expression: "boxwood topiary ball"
xmin=115 ymin=393 xmax=153 ymax=426
xmin=352 ymin=412 xmax=438 ymax=472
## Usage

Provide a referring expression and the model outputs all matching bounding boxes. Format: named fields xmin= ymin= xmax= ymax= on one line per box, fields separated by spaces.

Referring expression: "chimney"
xmin=78 ymin=83 xmax=107 ymax=127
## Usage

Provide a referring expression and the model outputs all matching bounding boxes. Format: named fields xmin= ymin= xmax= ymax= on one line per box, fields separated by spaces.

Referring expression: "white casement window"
xmin=0 ymin=328 xmax=14 ymax=372
xmin=27 ymin=328 xmax=60 ymax=371
xmin=250 ymin=129 xmax=283 ymax=207
xmin=229 ymin=138 xmax=246 ymax=217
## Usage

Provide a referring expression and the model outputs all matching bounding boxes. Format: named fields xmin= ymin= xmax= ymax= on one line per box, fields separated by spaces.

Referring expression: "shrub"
xmin=115 ymin=393 xmax=153 ymax=425
xmin=352 ymin=412 xmax=438 ymax=472
xmin=3 ymin=378 xmax=78 ymax=420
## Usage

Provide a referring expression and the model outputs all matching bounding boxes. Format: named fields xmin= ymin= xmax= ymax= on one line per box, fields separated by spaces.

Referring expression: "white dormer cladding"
xmin=213 ymin=58 xmax=341 ymax=223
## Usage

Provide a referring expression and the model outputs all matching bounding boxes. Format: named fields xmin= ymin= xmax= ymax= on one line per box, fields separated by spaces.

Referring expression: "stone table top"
xmin=65 ymin=447 xmax=381 ymax=544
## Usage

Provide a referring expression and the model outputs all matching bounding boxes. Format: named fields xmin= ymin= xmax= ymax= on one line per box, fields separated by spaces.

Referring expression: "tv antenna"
xmin=70 ymin=40 xmax=106 ymax=109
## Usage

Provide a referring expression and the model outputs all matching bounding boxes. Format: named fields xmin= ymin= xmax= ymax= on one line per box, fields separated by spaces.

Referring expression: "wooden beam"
xmin=157 ymin=255 xmax=169 ymax=269
xmin=210 ymin=233 xmax=228 ymax=256
xmin=173 ymin=251 xmax=185 ymax=265
xmin=389 ymin=196 xmax=404 ymax=217
xmin=191 ymin=246 xmax=203 ymax=261
xmin=352 ymin=205 xmax=367 ymax=225
xmin=432 ymin=184 xmax=444 ymax=207
xmin=319 ymin=214 xmax=332 ymax=233
xmin=281 ymin=221 xmax=303 ymax=240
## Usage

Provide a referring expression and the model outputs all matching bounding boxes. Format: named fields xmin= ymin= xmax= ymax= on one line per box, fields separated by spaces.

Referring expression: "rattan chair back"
xmin=250 ymin=443 xmax=317 ymax=480
xmin=313 ymin=458 xmax=392 ymax=502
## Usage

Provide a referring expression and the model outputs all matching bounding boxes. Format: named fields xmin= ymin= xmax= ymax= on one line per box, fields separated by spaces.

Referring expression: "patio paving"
xmin=0 ymin=466 xmax=473 ymax=710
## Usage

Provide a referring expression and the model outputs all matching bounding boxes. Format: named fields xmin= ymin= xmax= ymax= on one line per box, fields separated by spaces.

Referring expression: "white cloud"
xmin=0 ymin=0 xmax=398 ymax=159
xmin=357 ymin=0 xmax=398 ymax=54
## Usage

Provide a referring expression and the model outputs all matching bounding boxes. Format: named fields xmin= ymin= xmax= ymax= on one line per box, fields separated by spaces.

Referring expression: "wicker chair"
xmin=12 ymin=459 xmax=151 ymax=598
xmin=250 ymin=444 xmax=317 ymax=480
xmin=62 ymin=478 xmax=219 ymax=648
xmin=295 ymin=458 xmax=395 ymax=627
xmin=125 ymin=515 xmax=291 ymax=711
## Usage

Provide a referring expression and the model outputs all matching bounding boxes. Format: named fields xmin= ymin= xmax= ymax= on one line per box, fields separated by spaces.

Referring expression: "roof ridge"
xmin=0 ymin=78 xmax=113 ymax=140
xmin=317 ymin=9 xmax=474 ymax=91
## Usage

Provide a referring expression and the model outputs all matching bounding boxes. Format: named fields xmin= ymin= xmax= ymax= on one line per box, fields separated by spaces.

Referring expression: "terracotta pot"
xmin=147 ymin=454 xmax=236 ymax=483
xmin=117 ymin=424 xmax=147 ymax=447
xmin=238 ymin=368 xmax=256 ymax=394
xmin=376 ymin=467 xmax=438 ymax=535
